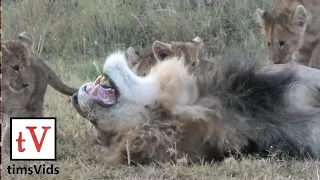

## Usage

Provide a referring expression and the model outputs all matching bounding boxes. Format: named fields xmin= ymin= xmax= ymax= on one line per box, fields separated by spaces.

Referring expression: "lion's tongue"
xmin=86 ymin=83 xmax=116 ymax=105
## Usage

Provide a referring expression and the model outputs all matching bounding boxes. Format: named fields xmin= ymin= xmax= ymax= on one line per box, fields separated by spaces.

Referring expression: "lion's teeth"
xmin=91 ymin=84 xmax=99 ymax=96
xmin=94 ymin=76 xmax=102 ymax=85
xmin=100 ymin=76 xmax=105 ymax=84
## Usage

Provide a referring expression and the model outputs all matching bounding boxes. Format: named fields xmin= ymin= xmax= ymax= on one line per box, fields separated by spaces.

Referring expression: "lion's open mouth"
xmin=85 ymin=75 xmax=119 ymax=107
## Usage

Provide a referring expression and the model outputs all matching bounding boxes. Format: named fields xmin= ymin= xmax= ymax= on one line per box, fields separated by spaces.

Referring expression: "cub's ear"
xmin=17 ymin=31 xmax=34 ymax=54
xmin=2 ymin=45 xmax=11 ymax=57
xmin=152 ymin=41 xmax=173 ymax=61
xmin=256 ymin=8 xmax=270 ymax=36
xmin=292 ymin=5 xmax=307 ymax=31
xmin=125 ymin=47 xmax=139 ymax=67
xmin=192 ymin=37 xmax=203 ymax=44
xmin=192 ymin=36 xmax=206 ymax=52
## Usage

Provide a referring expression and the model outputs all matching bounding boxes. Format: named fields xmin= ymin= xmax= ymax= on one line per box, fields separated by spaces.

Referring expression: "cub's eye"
xmin=12 ymin=65 xmax=19 ymax=71
xmin=279 ymin=41 xmax=285 ymax=47
xmin=267 ymin=42 xmax=271 ymax=46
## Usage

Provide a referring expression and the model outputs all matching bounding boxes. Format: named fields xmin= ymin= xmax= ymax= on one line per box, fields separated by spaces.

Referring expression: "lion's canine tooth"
xmin=94 ymin=76 xmax=102 ymax=85
xmin=91 ymin=84 xmax=99 ymax=96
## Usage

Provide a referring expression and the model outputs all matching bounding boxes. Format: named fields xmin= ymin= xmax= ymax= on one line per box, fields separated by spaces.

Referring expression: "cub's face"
xmin=152 ymin=37 xmax=208 ymax=69
xmin=256 ymin=6 xmax=308 ymax=65
xmin=2 ymin=32 xmax=34 ymax=92
xmin=125 ymin=48 xmax=156 ymax=77
xmin=125 ymin=37 xmax=209 ymax=76
xmin=266 ymin=24 xmax=301 ymax=64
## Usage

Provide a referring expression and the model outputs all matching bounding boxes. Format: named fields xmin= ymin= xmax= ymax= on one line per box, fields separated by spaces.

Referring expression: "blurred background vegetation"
xmin=3 ymin=0 xmax=275 ymax=79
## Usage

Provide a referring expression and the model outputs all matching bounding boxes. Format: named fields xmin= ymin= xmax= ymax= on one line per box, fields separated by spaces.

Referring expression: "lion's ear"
xmin=291 ymin=5 xmax=307 ymax=31
xmin=256 ymin=8 xmax=271 ymax=36
xmin=152 ymin=41 xmax=173 ymax=61
xmin=126 ymin=47 xmax=139 ymax=67
xmin=17 ymin=32 xmax=34 ymax=54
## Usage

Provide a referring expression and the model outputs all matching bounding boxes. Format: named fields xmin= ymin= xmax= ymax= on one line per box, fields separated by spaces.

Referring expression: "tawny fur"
xmin=73 ymin=49 xmax=320 ymax=165
xmin=125 ymin=37 xmax=209 ymax=76
xmin=256 ymin=0 xmax=320 ymax=68
xmin=125 ymin=47 xmax=158 ymax=77
xmin=1 ymin=32 xmax=78 ymax=153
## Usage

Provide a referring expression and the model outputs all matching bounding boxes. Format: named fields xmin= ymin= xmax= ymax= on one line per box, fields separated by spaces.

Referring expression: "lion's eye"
xmin=192 ymin=61 xmax=196 ymax=66
xmin=267 ymin=42 xmax=271 ymax=46
xmin=279 ymin=41 xmax=285 ymax=47
xmin=12 ymin=65 xmax=19 ymax=71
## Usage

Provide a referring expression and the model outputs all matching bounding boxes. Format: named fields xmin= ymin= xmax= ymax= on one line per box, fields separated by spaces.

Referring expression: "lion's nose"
xmin=72 ymin=93 xmax=79 ymax=105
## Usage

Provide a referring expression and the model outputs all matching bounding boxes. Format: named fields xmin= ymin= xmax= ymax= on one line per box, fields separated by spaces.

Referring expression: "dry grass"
xmin=2 ymin=0 xmax=320 ymax=179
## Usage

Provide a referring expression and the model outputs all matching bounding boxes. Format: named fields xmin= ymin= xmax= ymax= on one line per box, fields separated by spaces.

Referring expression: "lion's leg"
xmin=157 ymin=94 xmax=214 ymax=123
xmin=2 ymin=114 xmax=11 ymax=154
xmin=159 ymin=102 xmax=251 ymax=162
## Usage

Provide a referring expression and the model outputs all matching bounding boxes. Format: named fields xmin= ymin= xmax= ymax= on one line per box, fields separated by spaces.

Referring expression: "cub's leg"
xmin=2 ymin=114 xmax=11 ymax=154
xmin=26 ymin=84 xmax=47 ymax=117
xmin=2 ymin=112 xmax=28 ymax=154
xmin=2 ymin=109 xmax=33 ymax=154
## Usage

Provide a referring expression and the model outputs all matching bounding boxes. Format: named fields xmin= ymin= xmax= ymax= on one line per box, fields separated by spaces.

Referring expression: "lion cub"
xmin=125 ymin=37 xmax=209 ymax=76
xmin=256 ymin=0 xmax=320 ymax=68
xmin=1 ymin=32 xmax=78 ymax=153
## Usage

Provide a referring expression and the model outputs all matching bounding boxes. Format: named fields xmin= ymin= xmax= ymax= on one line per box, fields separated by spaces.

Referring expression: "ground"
xmin=2 ymin=0 xmax=320 ymax=179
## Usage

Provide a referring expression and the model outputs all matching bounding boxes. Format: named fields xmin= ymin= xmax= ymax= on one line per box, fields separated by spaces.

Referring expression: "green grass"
xmin=2 ymin=0 xmax=275 ymax=64
xmin=2 ymin=0 xmax=320 ymax=179
xmin=2 ymin=0 xmax=276 ymax=79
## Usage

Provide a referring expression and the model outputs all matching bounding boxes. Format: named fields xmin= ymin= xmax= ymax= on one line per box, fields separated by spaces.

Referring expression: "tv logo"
xmin=10 ymin=118 xmax=56 ymax=161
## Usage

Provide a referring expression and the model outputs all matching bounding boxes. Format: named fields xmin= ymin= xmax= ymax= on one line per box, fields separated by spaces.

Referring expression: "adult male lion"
xmin=72 ymin=42 xmax=320 ymax=165
xmin=2 ymin=32 xmax=78 ymax=153
xmin=256 ymin=0 xmax=320 ymax=68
